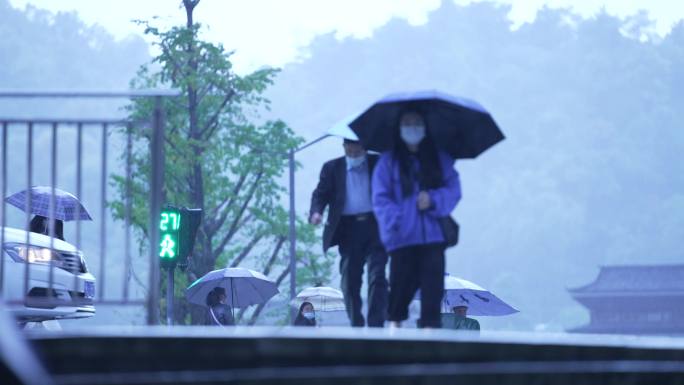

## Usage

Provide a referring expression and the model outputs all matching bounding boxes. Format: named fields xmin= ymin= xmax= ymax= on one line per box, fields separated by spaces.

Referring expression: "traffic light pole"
xmin=166 ymin=267 xmax=174 ymax=326
xmin=148 ymin=96 xmax=164 ymax=326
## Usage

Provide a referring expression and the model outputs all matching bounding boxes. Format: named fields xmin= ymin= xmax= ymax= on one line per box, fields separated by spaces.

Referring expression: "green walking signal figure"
xmin=159 ymin=234 xmax=177 ymax=259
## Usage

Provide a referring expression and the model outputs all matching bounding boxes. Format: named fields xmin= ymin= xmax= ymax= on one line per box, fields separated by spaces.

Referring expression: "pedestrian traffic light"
xmin=159 ymin=207 xmax=181 ymax=266
xmin=178 ymin=208 xmax=202 ymax=264
xmin=159 ymin=206 xmax=202 ymax=269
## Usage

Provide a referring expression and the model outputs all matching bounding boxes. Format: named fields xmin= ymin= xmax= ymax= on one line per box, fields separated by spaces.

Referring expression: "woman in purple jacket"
xmin=372 ymin=107 xmax=461 ymax=328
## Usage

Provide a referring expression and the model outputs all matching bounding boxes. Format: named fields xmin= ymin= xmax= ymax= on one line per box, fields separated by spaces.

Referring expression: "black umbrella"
xmin=349 ymin=90 xmax=504 ymax=159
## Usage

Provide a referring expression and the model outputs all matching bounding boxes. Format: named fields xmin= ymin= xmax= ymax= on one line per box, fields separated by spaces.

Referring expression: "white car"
xmin=1 ymin=226 xmax=96 ymax=322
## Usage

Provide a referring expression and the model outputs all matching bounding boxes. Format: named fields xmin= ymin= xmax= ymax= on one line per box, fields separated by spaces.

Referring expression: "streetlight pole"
xmin=287 ymin=134 xmax=330 ymax=322
xmin=287 ymin=149 xmax=297 ymax=321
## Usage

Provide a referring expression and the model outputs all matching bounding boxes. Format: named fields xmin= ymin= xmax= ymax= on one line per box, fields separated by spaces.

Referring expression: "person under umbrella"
xmin=440 ymin=274 xmax=518 ymax=316
xmin=371 ymin=106 xmax=462 ymax=329
xmin=186 ymin=267 xmax=279 ymax=321
xmin=309 ymin=124 xmax=388 ymax=328
xmin=293 ymin=301 xmax=316 ymax=327
xmin=293 ymin=286 xmax=345 ymax=326
xmin=415 ymin=274 xmax=517 ymax=331
xmin=6 ymin=186 xmax=92 ymax=242
xmin=29 ymin=215 xmax=64 ymax=241
xmin=442 ymin=298 xmax=480 ymax=333
xmin=206 ymin=287 xmax=235 ymax=326
xmin=349 ymin=90 xmax=504 ymax=159
xmin=293 ymin=286 xmax=345 ymax=312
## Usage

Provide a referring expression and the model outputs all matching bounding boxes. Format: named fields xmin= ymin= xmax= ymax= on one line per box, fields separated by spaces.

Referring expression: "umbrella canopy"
xmin=416 ymin=274 xmax=518 ymax=316
xmin=349 ymin=90 xmax=504 ymax=159
xmin=185 ymin=267 xmax=279 ymax=308
xmin=442 ymin=275 xmax=518 ymax=316
xmin=327 ymin=113 xmax=360 ymax=141
xmin=5 ymin=186 xmax=92 ymax=221
xmin=292 ymin=286 xmax=346 ymax=312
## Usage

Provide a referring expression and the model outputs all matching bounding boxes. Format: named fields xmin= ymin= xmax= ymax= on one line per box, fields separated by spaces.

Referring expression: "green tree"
xmin=110 ymin=0 xmax=330 ymax=324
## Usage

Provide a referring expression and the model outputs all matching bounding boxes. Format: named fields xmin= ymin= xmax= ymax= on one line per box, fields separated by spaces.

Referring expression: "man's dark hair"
xmin=206 ymin=290 xmax=218 ymax=307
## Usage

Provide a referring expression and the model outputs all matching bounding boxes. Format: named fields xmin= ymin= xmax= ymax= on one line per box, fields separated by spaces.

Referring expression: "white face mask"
xmin=346 ymin=154 xmax=366 ymax=168
xmin=400 ymin=124 xmax=426 ymax=146
xmin=303 ymin=312 xmax=315 ymax=320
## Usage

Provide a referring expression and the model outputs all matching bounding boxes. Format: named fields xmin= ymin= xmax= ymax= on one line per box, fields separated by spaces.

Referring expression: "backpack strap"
xmin=209 ymin=307 xmax=224 ymax=327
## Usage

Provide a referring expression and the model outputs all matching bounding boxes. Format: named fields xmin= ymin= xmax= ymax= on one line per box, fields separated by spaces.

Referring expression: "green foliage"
xmin=295 ymin=218 xmax=334 ymax=290
xmin=110 ymin=4 xmax=331 ymax=324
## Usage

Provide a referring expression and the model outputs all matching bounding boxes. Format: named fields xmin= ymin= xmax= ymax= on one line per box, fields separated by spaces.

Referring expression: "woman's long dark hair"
xmin=393 ymin=107 xmax=443 ymax=197
xmin=206 ymin=287 xmax=226 ymax=307
xmin=29 ymin=215 xmax=64 ymax=241
xmin=294 ymin=301 xmax=316 ymax=326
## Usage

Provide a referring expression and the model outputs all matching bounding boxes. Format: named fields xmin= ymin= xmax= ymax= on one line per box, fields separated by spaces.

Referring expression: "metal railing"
xmin=0 ymin=90 xmax=177 ymax=325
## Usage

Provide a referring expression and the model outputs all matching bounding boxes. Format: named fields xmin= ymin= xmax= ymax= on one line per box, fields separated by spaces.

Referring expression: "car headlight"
xmin=4 ymin=243 xmax=59 ymax=265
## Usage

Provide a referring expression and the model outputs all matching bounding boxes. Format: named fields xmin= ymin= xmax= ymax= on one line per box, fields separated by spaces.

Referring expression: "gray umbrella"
xmin=185 ymin=267 xmax=279 ymax=310
xmin=5 ymin=186 xmax=92 ymax=221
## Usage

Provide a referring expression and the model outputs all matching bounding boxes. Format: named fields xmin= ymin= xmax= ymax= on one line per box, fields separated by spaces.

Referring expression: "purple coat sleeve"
xmin=426 ymin=152 xmax=461 ymax=218
xmin=372 ymin=153 xmax=402 ymax=233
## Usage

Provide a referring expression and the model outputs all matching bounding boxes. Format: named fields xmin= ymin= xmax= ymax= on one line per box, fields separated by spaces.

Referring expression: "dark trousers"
xmin=387 ymin=243 xmax=445 ymax=328
xmin=338 ymin=214 xmax=388 ymax=327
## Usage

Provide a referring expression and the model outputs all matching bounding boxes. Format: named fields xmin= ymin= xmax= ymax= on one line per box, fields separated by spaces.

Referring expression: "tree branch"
xmin=248 ymin=265 xmax=290 ymax=325
xmin=210 ymin=171 xmax=263 ymax=258
xmin=157 ymin=39 xmax=184 ymax=81
xmin=228 ymin=231 xmax=265 ymax=267
xmin=200 ymin=89 xmax=236 ymax=139
xmin=211 ymin=212 xmax=254 ymax=259
xmin=205 ymin=171 xmax=249 ymax=235
xmin=263 ymin=236 xmax=286 ymax=276
xmin=165 ymin=136 xmax=180 ymax=152
xmin=234 ymin=236 xmax=284 ymax=324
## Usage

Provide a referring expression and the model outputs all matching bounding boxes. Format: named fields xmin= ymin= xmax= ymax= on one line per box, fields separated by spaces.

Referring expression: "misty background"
xmin=1 ymin=0 xmax=682 ymax=331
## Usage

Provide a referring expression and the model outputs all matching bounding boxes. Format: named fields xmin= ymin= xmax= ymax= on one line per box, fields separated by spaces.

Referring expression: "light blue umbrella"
xmin=416 ymin=273 xmax=518 ymax=316
xmin=5 ymin=186 xmax=92 ymax=221
xmin=441 ymin=274 xmax=518 ymax=316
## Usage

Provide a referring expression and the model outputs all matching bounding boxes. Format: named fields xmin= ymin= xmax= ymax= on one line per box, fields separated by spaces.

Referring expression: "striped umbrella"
xmin=5 ymin=186 xmax=92 ymax=221
xmin=291 ymin=286 xmax=346 ymax=312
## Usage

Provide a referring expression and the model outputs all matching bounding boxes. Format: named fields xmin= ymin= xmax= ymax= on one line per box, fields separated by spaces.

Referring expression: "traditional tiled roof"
xmin=569 ymin=264 xmax=684 ymax=294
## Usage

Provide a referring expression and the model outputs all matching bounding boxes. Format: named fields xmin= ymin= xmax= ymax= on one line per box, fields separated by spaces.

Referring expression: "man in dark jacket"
xmin=309 ymin=139 xmax=388 ymax=327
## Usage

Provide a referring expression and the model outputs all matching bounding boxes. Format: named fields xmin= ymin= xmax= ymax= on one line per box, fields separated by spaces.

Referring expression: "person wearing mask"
xmin=309 ymin=138 xmax=388 ymax=327
xmin=293 ymin=301 xmax=317 ymax=327
xmin=372 ymin=107 xmax=462 ymax=329
xmin=205 ymin=287 xmax=235 ymax=326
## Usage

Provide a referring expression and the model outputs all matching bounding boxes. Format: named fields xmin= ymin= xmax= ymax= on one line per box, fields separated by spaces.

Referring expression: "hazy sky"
xmin=8 ymin=0 xmax=684 ymax=73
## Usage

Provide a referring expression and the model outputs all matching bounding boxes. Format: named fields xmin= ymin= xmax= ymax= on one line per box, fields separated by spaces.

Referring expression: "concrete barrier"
xmin=26 ymin=327 xmax=684 ymax=385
